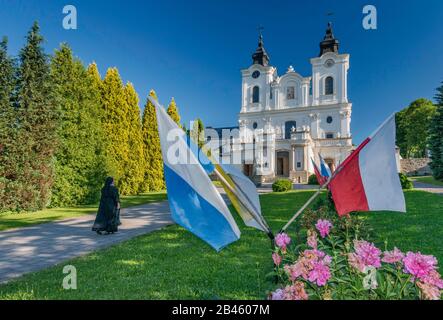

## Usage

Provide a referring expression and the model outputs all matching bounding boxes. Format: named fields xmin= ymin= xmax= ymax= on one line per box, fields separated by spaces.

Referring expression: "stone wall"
xmin=400 ymin=158 xmax=432 ymax=176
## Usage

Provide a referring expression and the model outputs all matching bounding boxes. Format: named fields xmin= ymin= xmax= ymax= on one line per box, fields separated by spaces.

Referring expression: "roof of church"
xmin=251 ymin=34 xmax=270 ymax=66
xmin=319 ymin=22 xmax=339 ymax=56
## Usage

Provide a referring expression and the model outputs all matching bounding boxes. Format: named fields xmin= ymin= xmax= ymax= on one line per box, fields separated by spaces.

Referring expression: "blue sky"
xmin=1 ymin=0 xmax=442 ymax=143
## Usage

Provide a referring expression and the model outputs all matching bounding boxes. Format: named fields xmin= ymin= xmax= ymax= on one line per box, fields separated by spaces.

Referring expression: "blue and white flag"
xmin=151 ymin=96 xmax=241 ymax=251
xmin=319 ymin=153 xmax=332 ymax=178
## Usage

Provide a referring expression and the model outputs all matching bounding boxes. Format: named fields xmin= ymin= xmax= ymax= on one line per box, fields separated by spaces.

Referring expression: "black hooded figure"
xmin=92 ymin=177 xmax=121 ymax=235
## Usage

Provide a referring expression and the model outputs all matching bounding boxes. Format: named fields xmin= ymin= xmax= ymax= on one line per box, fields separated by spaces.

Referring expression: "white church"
xmin=207 ymin=23 xmax=353 ymax=184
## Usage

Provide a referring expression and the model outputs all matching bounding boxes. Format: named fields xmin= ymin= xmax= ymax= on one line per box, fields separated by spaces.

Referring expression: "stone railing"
xmin=314 ymin=138 xmax=352 ymax=147
xmin=400 ymin=158 xmax=432 ymax=176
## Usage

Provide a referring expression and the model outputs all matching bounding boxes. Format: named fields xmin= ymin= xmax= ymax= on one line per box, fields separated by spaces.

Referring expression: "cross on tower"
xmin=257 ymin=25 xmax=264 ymax=38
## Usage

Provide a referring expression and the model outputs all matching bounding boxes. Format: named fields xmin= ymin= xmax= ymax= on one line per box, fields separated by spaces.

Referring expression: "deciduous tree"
xmin=396 ymin=98 xmax=436 ymax=158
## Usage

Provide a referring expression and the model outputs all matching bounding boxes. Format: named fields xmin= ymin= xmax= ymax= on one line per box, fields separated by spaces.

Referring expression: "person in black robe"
xmin=92 ymin=177 xmax=121 ymax=235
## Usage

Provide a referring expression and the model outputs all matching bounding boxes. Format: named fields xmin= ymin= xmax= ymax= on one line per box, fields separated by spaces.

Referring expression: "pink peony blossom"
xmin=421 ymin=270 xmax=443 ymax=289
xmin=269 ymin=288 xmax=285 ymax=300
xmin=285 ymin=249 xmax=331 ymax=286
xmin=403 ymin=252 xmax=438 ymax=280
xmin=351 ymin=240 xmax=382 ymax=272
xmin=275 ymin=233 xmax=291 ymax=252
xmin=283 ymin=282 xmax=309 ymax=300
xmin=308 ymin=261 xmax=331 ymax=286
xmin=417 ymin=281 xmax=441 ymax=300
xmin=382 ymin=247 xmax=405 ymax=264
xmin=284 ymin=261 xmax=308 ymax=281
xmin=315 ymin=219 xmax=333 ymax=238
xmin=348 ymin=252 xmax=366 ymax=272
xmin=272 ymin=252 xmax=282 ymax=266
xmin=307 ymin=230 xmax=318 ymax=249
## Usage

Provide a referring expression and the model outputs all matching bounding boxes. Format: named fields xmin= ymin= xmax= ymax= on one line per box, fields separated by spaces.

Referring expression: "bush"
xmin=308 ymin=174 xmax=319 ymax=185
xmin=399 ymin=173 xmax=413 ymax=189
xmin=272 ymin=179 xmax=292 ymax=192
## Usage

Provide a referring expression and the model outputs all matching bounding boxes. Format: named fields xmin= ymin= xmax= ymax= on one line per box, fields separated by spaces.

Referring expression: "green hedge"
xmin=308 ymin=174 xmax=319 ymax=185
xmin=272 ymin=179 xmax=292 ymax=192
xmin=399 ymin=172 xmax=413 ymax=189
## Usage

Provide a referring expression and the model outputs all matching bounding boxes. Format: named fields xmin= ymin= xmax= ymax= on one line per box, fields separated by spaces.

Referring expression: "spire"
xmin=319 ymin=22 xmax=339 ymax=56
xmin=252 ymin=29 xmax=270 ymax=66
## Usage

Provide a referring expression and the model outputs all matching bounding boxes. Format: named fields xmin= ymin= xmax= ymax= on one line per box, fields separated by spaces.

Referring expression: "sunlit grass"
xmin=0 ymin=190 xmax=440 ymax=300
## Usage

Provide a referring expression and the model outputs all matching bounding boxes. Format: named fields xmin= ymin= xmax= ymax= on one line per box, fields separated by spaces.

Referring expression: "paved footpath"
xmin=0 ymin=201 xmax=174 ymax=284
xmin=412 ymin=181 xmax=443 ymax=195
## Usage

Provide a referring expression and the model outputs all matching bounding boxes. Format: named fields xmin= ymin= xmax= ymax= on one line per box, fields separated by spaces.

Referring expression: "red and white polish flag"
xmin=329 ymin=114 xmax=406 ymax=216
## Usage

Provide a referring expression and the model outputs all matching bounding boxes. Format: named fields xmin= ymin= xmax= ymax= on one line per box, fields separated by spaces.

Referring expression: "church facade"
xmin=209 ymin=24 xmax=353 ymax=184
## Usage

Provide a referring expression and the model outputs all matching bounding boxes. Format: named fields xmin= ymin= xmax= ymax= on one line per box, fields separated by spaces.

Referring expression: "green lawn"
xmin=411 ymin=175 xmax=443 ymax=187
xmin=0 ymin=192 xmax=167 ymax=232
xmin=0 ymin=190 xmax=441 ymax=300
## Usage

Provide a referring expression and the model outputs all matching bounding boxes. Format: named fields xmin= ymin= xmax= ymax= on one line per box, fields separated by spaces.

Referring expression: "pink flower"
xmin=417 ymin=281 xmax=441 ymax=300
xmin=382 ymin=247 xmax=405 ymax=264
xmin=285 ymin=249 xmax=331 ymax=286
xmin=272 ymin=252 xmax=282 ymax=266
xmin=403 ymin=252 xmax=437 ymax=280
xmin=348 ymin=253 xmax=366 ymax=273
xmin=355 ymin=240 xmax=381 ymax=267
xmin=283 ymin=282 xmax=309 ymax=300
xmin=315 ymin=219 xmax=333 ymax=238
xmin=348 ymin=240 xmax=381 ymax=272
xmin=284 ymin=261 xmax=307 ymax=281
xmin=307 ymin=230 xmax=318 ymax=249
xmin=308 ymin=261 xmax=331 ymax=286
xmin=269 ymin=288 xmax=285 ymax=300
xmin=275 ymin=233 xmax=291 ymax=252
xmin=421 ymin=270 xmax=443 ymax=289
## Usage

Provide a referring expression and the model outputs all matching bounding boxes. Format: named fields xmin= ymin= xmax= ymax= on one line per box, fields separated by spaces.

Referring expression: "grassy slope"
xmin=411 ymin=176 xmax=443 ymax=187
xmin=0 ymin=192 xmax=167 ymax=232
xmin=0 ymin=190 xmax=441 ymax=299
xmin=359 ymin=190 xmax=443 ymax=262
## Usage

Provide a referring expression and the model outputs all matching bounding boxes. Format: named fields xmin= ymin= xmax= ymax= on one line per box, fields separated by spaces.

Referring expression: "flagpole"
xmin=280 ymin=170 xmax=338 ymax=233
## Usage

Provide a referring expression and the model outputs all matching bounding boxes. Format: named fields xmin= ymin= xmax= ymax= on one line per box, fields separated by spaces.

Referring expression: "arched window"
xmin=325 ymin=76 xmax=334 ymax=95
xmin=286 ymin=86 xmax=295 ymax=100
xmin=252 ymin=86 xmax=260 ymax=103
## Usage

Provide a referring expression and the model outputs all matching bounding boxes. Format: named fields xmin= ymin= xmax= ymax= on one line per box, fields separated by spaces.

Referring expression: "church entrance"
xmin=243 ymin=164 xmax=253 ymax=177
xmin=324 ymin=158 xmax=335 ymax=172
xmin=276 ymin=151 xmax=289 ymax=177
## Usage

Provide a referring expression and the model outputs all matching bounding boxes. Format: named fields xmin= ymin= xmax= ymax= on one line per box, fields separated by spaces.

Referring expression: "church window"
xmin=285 ymin=121 xmax=297 ymax=139
xmin=326 ymin=116 xmax=333 ymax=124
xmin=286 ymin=86 xmax=295 ymax=100
xmin=252 ymin=86 xmax=260 ymax=103
xmin=326 ymin=133 xmax=334 ymax=139
xmin=325 ymin=76 xmax=334 ymax=95
xmin=297 ymin=162 xmax=301 ymax=168
xmin=253 ymin=122 xmax=258 ymax=129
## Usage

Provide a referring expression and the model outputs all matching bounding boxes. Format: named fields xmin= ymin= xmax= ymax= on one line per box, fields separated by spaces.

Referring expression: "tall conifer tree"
xmin=167 ymin=97 xmax=181 ymax=127
xmin=429 ymin=83 xmax=443 ymax=180
xmin=0 ymin=37 xmax=18 ymax=211
xmin=121 ymin=82 xmax=145 ymax=194
xmin=101 ymin=67 xmax=131 ymax=192
xmin=15 ymin=22 xmax=58 ymax=210
xmin=50 ymin=44 xmax=106 ymax=206
xmin=140 ymin=90 xmax=165 ymax=192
